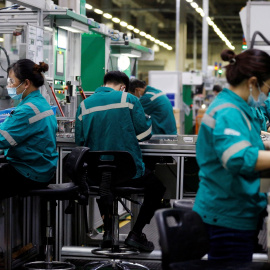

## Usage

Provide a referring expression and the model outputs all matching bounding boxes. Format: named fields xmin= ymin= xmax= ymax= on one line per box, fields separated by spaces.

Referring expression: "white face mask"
xmin=247 ymin=84 xmax=268 ymax=107
xmin=7 ymin=82 xmax=26 ymax=100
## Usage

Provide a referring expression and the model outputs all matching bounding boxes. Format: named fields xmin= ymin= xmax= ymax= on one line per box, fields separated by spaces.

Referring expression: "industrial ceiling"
xmin=83 ymin=0 xmax=250 ymax=51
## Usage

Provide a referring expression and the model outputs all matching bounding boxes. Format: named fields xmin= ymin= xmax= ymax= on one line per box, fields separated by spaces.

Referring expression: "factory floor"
xmin=66 ymin=215 xmax=162 ymax=270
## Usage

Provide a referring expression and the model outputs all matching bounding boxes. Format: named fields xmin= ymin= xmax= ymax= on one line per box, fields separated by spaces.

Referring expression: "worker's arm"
xmin=255 ymin=150 xmax=270 ymax=171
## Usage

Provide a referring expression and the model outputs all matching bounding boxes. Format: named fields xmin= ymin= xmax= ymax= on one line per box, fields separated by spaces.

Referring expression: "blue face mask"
xmin=247 ymin=84 xmax=268 ymax=107
xmin=7 ymin=82 xmax=26 ymax=100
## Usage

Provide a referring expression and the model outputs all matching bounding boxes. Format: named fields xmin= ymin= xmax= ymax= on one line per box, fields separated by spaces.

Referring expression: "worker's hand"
xmin=263 ymin=141 xmax=270 ymax=150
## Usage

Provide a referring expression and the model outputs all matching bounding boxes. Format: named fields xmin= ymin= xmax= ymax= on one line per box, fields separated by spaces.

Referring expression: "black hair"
xmin=7 ymin=59 xmax=48 ymax=88
xmin=104 ymin=71 xmax=130 ymax=92
xmin=129 ymin=79 xmax=147 ymax=93
xmin=213 ymin=84 xmax=222 ymax=93
xmin=221 ymin=49 xmax=270 ymax=87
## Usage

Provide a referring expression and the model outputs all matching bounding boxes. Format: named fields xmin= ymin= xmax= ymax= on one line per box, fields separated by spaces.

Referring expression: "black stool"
xmin=66 ymin=149 xmax=150 ymax=270
xmin=173 ymin=199 xmax=194 ymax=212
xmin=23 ymin=146 xmax=90 ymax=270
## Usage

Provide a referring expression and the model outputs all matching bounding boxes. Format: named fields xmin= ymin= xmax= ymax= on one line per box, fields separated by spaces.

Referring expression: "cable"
xmin=0 ymin=45 xmax=10 ymax=73
xmin=250 ymin=31 xmax=270 ymax=49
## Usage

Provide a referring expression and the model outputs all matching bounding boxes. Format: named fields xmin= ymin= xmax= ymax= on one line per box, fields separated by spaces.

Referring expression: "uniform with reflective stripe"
xmin=0 ymin=90 xmax=58 ymax=182
xmin=75 ymin=87 xmax=152 ymax=179
xmin=193 ymin=88 xmax=267 ymax=231
xmin=139 ymin=85 xmax=177 ymax=134
xmin=255 ymin=96 xmax=270 ymax=131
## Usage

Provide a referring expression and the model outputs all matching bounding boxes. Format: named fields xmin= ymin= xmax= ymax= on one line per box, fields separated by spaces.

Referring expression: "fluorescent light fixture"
xmin=44 ymin=26 xmax=53 ymax=32
xmin=168 ymin=46 xmax=173 ymax=50
xmin=140 ymin=31 xmax=146 ymax=36
xmin=85 ymin=3 xmax=92 ymax=10
xmin=118 ymin=55 xmax=130 ymax=71
xmin=94 ymin=8 xmax=103 ymax=14
xmin=145 ymin=34 xmax=151 ymax=39
xmin=186 ymin=0 xmax=193 ymax=2
xmin=150 ymin=37 xmax=155 ymax=42
xmin=120 ymin=21 xmax=128 ymax=27
xmin=127 ymin=25 xmax=134 ymax=30
xmin=112 ymin=17 xmax=120 ymax=23
xmin=159 ymin=41 xmax=165 ymax=46
xmin=56 ymin=19 xmax=89 ymax=33
xmin=155 ymin=39 xmax=161 ymax=44
xmin=0 ymin=38 xmax=4 ymax=42
xmin=103 ymin=13 xmax=112 ymax=19
xmin=191 ymin=2 xmax=198 ymax=8
xmin=133 ymin=28 xmax=140 ymax=33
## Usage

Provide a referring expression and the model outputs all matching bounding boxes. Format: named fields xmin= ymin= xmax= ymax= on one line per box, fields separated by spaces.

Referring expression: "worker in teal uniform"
xmin=129 ymin=79 xmax=177 ymax=135
xmin=193 ymin=49 xmax=270 ymax=262
xmin=75 ymin=71 xmax=165 ymax=252
xmin=0 ymin=59 xmax=58 ymax=199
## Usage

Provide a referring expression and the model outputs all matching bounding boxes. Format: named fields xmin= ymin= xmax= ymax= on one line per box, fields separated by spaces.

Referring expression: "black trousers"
xmin=93 ymin=168 xmax=166 ymax=230
xmin=0 ymin=162 xmax=49 ymax=200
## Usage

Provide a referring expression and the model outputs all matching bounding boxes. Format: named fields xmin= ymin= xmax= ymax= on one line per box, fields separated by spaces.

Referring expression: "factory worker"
xmin=0 ymin=59 xmax=58 ymax=199
xmin=129 ymin=79 xmax=177 ymax=135
xmin=75 ymin=71 xmax=165 ymax=252
xmin=193 ymin=48 xmax=270 ymax=262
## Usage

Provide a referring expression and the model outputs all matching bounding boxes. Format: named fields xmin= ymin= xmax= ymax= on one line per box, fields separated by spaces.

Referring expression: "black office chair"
xmin=22 ymin=146 xmax=90 ymax=270
xmin=155 ymin=208 xmax=209 ymax=270
xmin=67 ymin=149 xmax=150 ymax=270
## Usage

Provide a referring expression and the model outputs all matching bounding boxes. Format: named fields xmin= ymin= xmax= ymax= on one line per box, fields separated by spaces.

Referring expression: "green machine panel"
xmin=81 ymin=32 xmax=105 ymax=92
xmin=183 ymin=85 xmax=193 ymax=134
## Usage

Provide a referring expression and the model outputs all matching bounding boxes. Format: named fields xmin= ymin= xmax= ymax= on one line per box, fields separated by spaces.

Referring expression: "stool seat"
xmin=23 ymin=261 xmax=75 ymax=269
xmin=173 ymin=199 xmax=194 ymax=212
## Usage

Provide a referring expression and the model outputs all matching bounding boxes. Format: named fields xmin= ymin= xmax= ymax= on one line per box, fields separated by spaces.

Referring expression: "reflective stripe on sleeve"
xmin=221 ymin=140 xmax=251 ymax=168
xmin=121 ymin=92 xmax=127 ymax=103
xmin=0 ymin=130 xmax=17 ymax=146
xmin=136 ymin=125 xmax=152 ymax=140
xmin=150 ymin=92 xmax=165 ymax=101
xmin=29 ymin=110 xmax=54 ymax=124
xmin=202 ymin=114 xmax=215 ymax=129
xmin=203 ymin=103 xmax=251 ymax=131
xmin=25 ymin=102 xmax=40 ymax=114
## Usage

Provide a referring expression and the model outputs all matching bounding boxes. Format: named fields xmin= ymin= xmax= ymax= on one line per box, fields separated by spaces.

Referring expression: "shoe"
xmin=124 ymin=231 xmax=154 ymax=252
xmin=101 ymin=230 xmax=112 ymax=248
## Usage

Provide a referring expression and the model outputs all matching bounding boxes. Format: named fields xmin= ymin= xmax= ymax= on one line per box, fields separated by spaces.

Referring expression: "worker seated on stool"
xmin=129 ymin=78 xmax=177 ymax=135
xmin=0 ymin=59 xmax=58 ymax=199
xmin=75 ymin=71 xmax=166 ymax=252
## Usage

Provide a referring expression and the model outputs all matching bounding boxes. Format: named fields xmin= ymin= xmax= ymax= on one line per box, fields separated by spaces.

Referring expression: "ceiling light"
xmin=159 ymin=41 xmax=165 ymax=46
xmin=196 ymin=7 xmax=202 ymax=13
xmin=103 ymin=13 xmax=112 ymax=19
xmin=120 ymin=21 xmax=128 ymax=27
xmin=127 ymin=25 xmax=134 ymax=30
xmin=112 ymin=17 xmax=120 ymax=23
xmin=133 ymin=28 xmax=140 ymax=33
xmin=140 ymin=31 xmax=146 ymax=36
xmin=85 ymin=4 xmax=92 ymax=10
xmin=190 ymin=2 xmax=198 ymax=9
xmin=186 ymin=0 xmax=193 ymax=2
xmin=167 ymin=46 xmax=173 ymax=50
xmin=155 ymin=39 xmax=161 ymax=44
xmin=145 ymin=34 xmax=151 ymax=39
xmin=94 ymin=9 xmax=103 ymax=14
xmin=150 ymin=37 xmax=155 ymax=42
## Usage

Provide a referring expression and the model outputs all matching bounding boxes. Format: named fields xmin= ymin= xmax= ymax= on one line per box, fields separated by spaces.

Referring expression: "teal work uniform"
xmin=140 ymin=86 xmax=177 ymax=134
xmin=250 ymin=106 xmax=268 ymax=131
xmin=75 ymin=87 xmax=152 ymax=179
xmin=0 ymin=90 xmax=58 ymax=182
xmin=193 ymin=88 xmax=267 ymax=231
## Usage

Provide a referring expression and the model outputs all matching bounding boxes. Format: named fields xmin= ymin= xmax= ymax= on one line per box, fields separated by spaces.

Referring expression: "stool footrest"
xmin=92 ymin=247 xmax=139 ymax=258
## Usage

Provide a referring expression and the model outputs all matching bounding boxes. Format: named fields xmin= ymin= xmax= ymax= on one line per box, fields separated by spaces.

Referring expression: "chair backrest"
xmin=155 ymin=208 xmax=209 ymax=269
xmin=83 ymin=150 xmax=137 ymax=185
xmin=65 ymin=146 xmax=90 ymax=183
